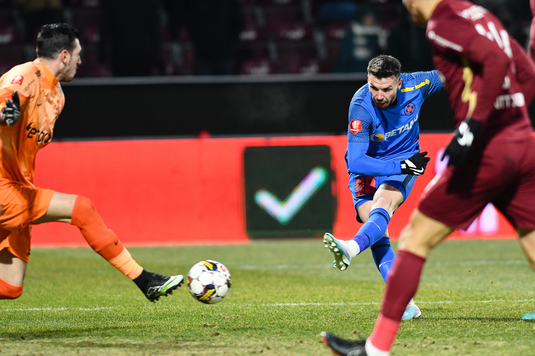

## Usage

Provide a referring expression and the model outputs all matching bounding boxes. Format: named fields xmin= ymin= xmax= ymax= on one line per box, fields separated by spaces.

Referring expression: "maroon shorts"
xmin=419 ymin=136 xmax=535 ymax=231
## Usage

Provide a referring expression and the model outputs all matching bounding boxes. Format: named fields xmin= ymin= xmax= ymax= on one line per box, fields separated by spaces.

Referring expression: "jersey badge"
xmin=11 ymin=75 xmax=23 ymax=85
xmin=404 ymin=103 xmax=416 ymax=115
xmin=349 ymin=119 xmax=363 ymax=135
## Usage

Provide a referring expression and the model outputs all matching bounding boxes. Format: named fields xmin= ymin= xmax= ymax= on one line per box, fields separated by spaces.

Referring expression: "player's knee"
xmin=71 ymin=195 xmax=97 ymax=227
xmin=75 ymin=195 xmax=96 ymax=215
xmin=398 ymin=224 xmax=429 ymax=256
xmin=397 ymin=224 xmax=413 ymax=250
xmin=373 ymin=197 xmax=395 ymax=214
xmin=0 ymin=279 xmax=23 ymax=299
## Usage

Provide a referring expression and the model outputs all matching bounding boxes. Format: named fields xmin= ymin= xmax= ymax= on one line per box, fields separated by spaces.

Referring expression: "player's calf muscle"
xmin=71 ymin=195 xmax=124 ymax=260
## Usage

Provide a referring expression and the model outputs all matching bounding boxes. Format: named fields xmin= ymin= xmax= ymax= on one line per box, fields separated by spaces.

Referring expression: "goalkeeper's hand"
xmin=442 ymin=118 xmax=482 ymax=167
xmin=400 ymin=151 xmax=430 ymax=176
xmin=1 ymin=91 xmax=20 ymax=127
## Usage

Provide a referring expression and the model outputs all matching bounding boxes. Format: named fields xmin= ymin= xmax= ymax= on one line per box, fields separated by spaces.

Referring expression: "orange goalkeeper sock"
xmin=71 ymin=196 xmax=143 ymax=280
xmin=0 ymin=278 xmax=23 ymax=299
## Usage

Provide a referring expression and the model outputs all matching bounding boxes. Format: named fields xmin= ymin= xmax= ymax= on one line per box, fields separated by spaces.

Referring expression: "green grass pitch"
xmin=1 ymin=239 xmax=535 ymax=355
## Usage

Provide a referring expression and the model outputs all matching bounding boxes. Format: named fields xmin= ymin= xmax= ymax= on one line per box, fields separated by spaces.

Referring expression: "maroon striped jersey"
xmin=530 ymin=0 xmax=535 ymax=60
xmin=427 ymin=0 xmax=535 ymax=142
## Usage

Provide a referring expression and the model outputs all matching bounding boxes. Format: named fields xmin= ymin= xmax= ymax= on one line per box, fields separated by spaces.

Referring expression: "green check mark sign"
xmin=254 ymin=166 xmax=329 ymax=225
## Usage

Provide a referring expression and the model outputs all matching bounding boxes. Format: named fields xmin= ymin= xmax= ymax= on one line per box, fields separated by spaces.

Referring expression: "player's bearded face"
xmin=62 ymin=40 xmax=82 ymax=82
xmin=368 ymin=74 xmax=402 ymax=110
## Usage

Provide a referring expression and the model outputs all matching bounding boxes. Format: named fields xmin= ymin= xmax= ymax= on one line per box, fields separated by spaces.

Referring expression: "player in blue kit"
xmin=323 ymin=55 xmax=443 ymax=320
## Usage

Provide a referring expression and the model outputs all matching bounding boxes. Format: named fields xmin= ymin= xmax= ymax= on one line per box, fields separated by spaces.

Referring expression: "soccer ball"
xmin=187 ymin=260 xmax=232 ymax=304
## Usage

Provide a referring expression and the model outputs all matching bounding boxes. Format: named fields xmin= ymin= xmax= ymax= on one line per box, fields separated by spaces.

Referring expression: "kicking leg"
xmin=324 ymin=185 xmax=403 ymax=271
xmin=353 ymin=184 xmax=403 ymax=253
xmin=322 ymin=210 xmax=453 ymax=356
xmin=33 ymin=192 xmax=183 ymax=302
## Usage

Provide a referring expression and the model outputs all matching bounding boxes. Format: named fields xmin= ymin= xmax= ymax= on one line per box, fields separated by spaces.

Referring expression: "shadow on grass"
xmin=2 ymin=336 xmax=238 ymax=352
xmin=1 ymin=325 xmax=135 ymax=340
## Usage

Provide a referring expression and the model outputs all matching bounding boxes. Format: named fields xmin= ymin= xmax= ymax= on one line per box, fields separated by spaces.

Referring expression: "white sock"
xmin=407 ymin=298 xmax=417 ymax=308
xmin=344 ymin=239 xmax=360 ymax=258
xmin=365 ymin=339 xmax=390 ymax=356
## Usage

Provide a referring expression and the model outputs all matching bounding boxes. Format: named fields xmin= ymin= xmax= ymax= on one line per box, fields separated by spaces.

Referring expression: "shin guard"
xmin=71 ymin=196 xmax=142 ymax=279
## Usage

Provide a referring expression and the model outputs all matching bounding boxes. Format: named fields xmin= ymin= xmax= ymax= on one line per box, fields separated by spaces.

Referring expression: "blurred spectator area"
xmin=237 ymin=0 xmax=381 ymax=75
xmin=0 ymin=1 xmax=24 ymax=75
xmin=158 ymin=0 xmax=533 ymax=76
xmin=0 ymin=0 xmax=530 ymax=77
xmin=0 ymin=0 xmax=106 ymax=77
xmin=0 ymin=0 xmax=376 ymax=77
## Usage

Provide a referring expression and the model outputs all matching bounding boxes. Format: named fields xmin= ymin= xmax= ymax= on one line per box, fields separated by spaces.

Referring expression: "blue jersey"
xmin=345 ymin=71 xmax=443 ymax=176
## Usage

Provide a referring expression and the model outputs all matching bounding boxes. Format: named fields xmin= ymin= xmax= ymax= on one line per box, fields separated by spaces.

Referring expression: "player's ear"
xmin=59 ymin=49 xmax=69 ymax=65
xmin=398 ymin=77 xmax=402 ymax=90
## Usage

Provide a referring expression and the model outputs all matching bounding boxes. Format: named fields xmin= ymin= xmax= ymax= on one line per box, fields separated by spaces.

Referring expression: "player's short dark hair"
xmin=36 ymin=23 xmax=80 ymax=59
xmin=367 ymin=55 xmax=401 ymax=79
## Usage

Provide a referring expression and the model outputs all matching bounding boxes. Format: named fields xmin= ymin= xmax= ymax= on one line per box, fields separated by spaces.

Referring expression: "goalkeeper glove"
xmin=400 ymin=151 xmax=430 ymax=176
xmin=1 ymin=91 xmax=20 ymax=127
xmin=442 ymin=118 xmax=482 ymax=167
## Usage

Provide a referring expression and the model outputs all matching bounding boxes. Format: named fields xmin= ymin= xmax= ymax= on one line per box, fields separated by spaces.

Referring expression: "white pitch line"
xmin=256 ymin=298 xmax=535 ymax=307
xmin=0 ymin=305 xmax=154 ymax=313
xmin=240 ymin=259 xmax=528 ymax=270
xmin=2 ymin=298 xmax=535 ymax=313
xmin=0 ymin=259 xmax=531 ymax=313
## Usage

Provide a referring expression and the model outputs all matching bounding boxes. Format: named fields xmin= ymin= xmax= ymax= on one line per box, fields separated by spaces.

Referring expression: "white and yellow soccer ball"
xmin=187 ymin=260 xmax=232 ymax=304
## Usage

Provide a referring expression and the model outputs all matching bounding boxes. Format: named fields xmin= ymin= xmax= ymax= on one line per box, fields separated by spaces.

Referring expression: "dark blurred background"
xmin=0 ymin=0 xmax=532 ymax=139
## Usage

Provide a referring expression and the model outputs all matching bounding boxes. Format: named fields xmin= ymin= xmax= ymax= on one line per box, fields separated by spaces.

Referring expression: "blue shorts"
xmin=348 ymin=173 xmax=417 ymax=223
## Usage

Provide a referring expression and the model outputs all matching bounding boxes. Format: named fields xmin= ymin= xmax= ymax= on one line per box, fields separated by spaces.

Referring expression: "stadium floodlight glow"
xmin=254 ymin=166 xmax=329 ymax=225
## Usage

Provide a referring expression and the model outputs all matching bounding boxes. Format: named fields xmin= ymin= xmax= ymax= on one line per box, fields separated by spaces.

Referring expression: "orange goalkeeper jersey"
xmin=0 ymin=59 xmax=64 ymax=186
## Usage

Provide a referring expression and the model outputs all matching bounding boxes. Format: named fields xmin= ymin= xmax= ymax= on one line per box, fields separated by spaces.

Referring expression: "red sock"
xmin=368 ymin=250 xmax=426 ymax=351
xmin=71 ymin=196 xmax=143 ymax=280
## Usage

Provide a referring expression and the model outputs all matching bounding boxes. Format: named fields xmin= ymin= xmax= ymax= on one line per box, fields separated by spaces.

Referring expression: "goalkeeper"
xmin=0 ymin=24 xmax=183 ymax=302
xmin=323 ymin=54 xmax=443 ymax=320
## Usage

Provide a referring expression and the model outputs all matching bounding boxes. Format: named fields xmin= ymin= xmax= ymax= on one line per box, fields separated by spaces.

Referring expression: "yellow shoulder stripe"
xmin=401 ymin=78 xmax=430 ymax=93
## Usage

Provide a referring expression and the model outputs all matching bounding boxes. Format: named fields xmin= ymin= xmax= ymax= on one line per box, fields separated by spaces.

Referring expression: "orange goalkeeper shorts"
xmin=0 ymin=182 xmax=54 ymax=262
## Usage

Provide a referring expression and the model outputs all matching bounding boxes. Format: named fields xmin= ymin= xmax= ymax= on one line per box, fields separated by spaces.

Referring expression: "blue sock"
xmin=352 ymin=207 xmax=391 ymax=253
xmin=371 ymin=236 xmax=396 ymax=282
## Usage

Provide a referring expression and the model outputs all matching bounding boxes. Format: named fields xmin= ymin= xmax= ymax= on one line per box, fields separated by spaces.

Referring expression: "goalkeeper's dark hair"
xmin=36 ymin=23 xmax=80 ymax=59
xmin=367 ymin=55 xmax=401 ymax=79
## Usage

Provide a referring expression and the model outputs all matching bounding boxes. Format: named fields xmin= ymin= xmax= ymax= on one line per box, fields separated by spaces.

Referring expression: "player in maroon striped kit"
xmin=530 ymin=0 xmax=535 ymax=61
xmin=521 ymin=0 xmax=535 ymax=323
xmin=321 ymin=0 xmax=535 ymax=355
